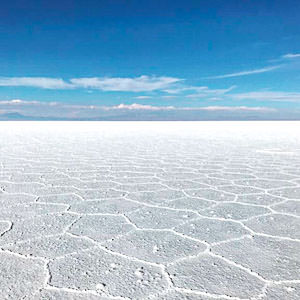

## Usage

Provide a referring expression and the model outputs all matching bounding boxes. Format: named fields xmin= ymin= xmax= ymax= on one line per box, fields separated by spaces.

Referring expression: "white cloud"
xmin=185 ymin=93 xmax=208 ymax=99
xmin=0 ymin=99 xmax=90 ymax=109
xmin=165 ymin=85 xmax=236 ymax=98
xmin=134 ymin=96 xmax=152 ymax=99
xmin=0 ymin=99 xmax=279 ymax=119
xmin=0 ymin=75 xmax=180 ymax=92
xmin=0 ymin=77 xmax=72 ymax=89
xmin=161 ymin=95 xmax=178 ymax=99
xmin=3 ymin=99 xmax=273 ymax=111
xmin=104 ymin=104 xmax=274 ymax=112
xmin=105 ymin=103 xmax=175 ymax=111
xmin=201 ymin=85 xmax=236 ymax=94
xmin=70 ymin=76 xmax=181 ymax=92
xmin=0 ymin=99 xmax=276 ymax=112
xmin=232 ymin=91 xmax=300 ymax=102
xmin=0 ymin=99 xmax=41 ymax=105
xmin=282 ymin=53 xmax=300 ymax=59
xmin=204 ymin=65 xmax=281 ymax=79
xmin=187 ymin=106 xmax=276 ymax=112
xmin=164 ymin=86 xmax=208 ymax=94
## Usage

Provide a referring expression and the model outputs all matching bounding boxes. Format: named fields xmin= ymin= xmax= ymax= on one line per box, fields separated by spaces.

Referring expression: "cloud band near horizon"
xmin=0 ymin=99 xmax=277 ymax=112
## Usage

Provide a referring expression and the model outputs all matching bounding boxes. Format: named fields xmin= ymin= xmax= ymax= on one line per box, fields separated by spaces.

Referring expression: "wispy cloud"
xmin=185 ymin=86 xmax=236 ymax=98
xmin=105 ymin=103 xmax=175 ymax=111
xmin=164 ymin=86 xmax=208 ymax=94
xmin=0 ymin=76 xmax=237 ymax=101
xmin=70 ymin=76 xmax=181 ymax=92
xmin=0 ymin=99 xmax=59 ymax=106
xmin=210 ymin=52 xmax=299 ymax=77
xmin=134 ymin=96 xmax=152 ymax=99
xmin=0 ymin=77 xmax=72 ymax=89
xmin=282 ymin=53 xmax=300 ymax=59
xmin=232 ymin=91 xmax=300 ymax=102
xmin=0 ymin=76 xmax=235 ymax=98
xmin=161 ymin=95 xmax=178 ymax=99
xmin=204 ymin=65 xmax=281 ymax=79
xmin=164 ymin=85 xmax=236 ymax=99
xmin=0 ymin=76 xmax=181 ymax=92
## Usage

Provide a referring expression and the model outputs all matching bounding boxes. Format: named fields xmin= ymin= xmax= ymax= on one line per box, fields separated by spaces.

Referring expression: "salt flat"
xmin=0 ymin=121 xmax=300 ymax=300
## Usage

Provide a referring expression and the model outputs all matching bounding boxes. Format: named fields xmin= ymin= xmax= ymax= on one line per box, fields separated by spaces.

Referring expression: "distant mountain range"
xmin=1 ymin=110 xmax=300 ymax=121
xmin=0 ymin=112 xmax=63 ymax=121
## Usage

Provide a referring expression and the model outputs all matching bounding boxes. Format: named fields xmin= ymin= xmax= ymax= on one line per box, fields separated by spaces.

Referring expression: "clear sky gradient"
xmin=0 ymin=0 xmax=300 ymax=119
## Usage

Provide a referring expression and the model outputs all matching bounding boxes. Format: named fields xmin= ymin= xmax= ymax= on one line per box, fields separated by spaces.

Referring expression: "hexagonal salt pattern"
xmin=125 ymin=206 xmax=197 ymax=229
xmin=244 ymin=213 xmax=300 ymax=239
xmin=0 ymin=213 xmax=78 ymax=245
xmin=3 ymin=234 xmax=96 ymax=259
xmin=212 ymin=235 xmax=300 ymax=281
xmin=271 ymin=200 xmax=300 ymax=216
xmin=0 ymin=252 xmax=46 ymax=299
xmin=166 ymin=254 xmax=265 ymax=298
xmin=200 ymin=202 xmax=271 ymax=220
xmin=103 ymin=229 xmax=207 ymax=263
xmin=0 ymin=121 xmax=300 ymax=299
xmin=174 ymin=217 xmax=250 ymax=243
xmin=49 ymin=248 xmax=169 ymax=299
xmin=68 ymin=215 xmax=135 ymax=242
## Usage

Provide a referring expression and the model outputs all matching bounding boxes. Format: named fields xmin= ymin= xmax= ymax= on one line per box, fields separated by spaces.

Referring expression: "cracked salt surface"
xmin=0 ymin=121 xmax=300 ymax=299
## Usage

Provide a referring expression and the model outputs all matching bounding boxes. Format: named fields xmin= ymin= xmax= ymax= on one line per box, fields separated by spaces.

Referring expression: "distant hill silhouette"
xmin=0 ymin=110 xmax=299 ymax=121
xmin=0 ymin=112 xmax=63 ymax=121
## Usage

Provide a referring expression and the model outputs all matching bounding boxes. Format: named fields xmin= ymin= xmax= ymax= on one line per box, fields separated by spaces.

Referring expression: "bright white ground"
xmin=0 ymin=121 xmax=299 ymax=300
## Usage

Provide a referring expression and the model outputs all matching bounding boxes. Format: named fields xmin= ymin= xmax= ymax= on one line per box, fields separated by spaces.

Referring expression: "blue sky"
xmin=0 ymin=0 xmax=300 ymax=119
